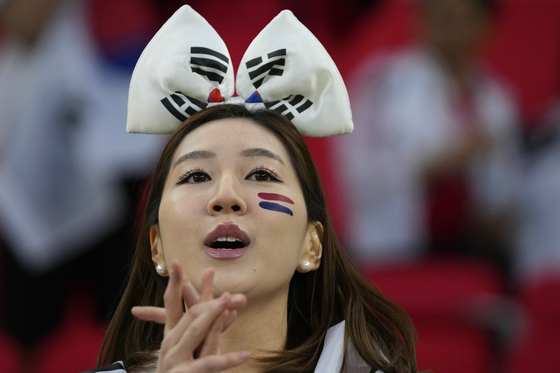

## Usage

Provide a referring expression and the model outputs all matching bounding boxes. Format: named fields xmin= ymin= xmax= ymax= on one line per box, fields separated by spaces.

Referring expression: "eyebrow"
xmin=241 ymin=148 xmax=285 ymax=165
xmin=172 ymin=150 xmax=216 ymax=169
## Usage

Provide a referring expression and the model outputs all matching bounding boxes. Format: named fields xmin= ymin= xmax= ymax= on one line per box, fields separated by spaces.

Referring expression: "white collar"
xmin=314 ymin=320 xmax=382 ymax=373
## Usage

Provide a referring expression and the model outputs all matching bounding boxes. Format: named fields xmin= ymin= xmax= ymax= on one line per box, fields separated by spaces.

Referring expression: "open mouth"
xmin=209 ymin=237 xmax=247 ymax=250
xmin=204 ymin=222 xmax=251 ymax=259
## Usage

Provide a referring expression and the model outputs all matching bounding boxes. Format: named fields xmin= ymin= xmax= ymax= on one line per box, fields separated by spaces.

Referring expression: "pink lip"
xmin=203 ymin=222 xmax=250 ymax=260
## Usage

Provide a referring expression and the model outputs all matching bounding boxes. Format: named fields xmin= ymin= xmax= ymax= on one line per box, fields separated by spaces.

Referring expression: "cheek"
xmin=158 ymin=193 xmax=205 ymax=246
xmin=254 ymin=194 xmax=308 ymax=253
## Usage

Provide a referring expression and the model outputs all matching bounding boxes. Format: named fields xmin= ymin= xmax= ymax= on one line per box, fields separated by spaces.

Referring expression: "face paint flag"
xmin=246 ymin=49 xmax=286 ymax=89
xmin=258 ymin=192 xmax=294 ymax=216
xmin=160 ymin=91 xmax=208 ymax=122
xmin=264 ymin=94 xmax=313 ymax=120
xmin=190 ymin=47 xmax=230 ymax=84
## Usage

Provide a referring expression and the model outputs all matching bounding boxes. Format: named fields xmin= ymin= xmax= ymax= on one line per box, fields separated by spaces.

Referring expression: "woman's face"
xmin=151 ymin=118 xmax=321 ymax=302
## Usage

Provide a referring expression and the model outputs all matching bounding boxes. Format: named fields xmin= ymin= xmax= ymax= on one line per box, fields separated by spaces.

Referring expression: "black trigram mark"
xmin=246 ymin=49 xmax=286 ymax=89
xmin=190 ymin=47 xmax=229 ymax=84
xmin=161 ymin=92 xmax=208 ymax=122
xmin=264 ymin=94 xmax=313 ymax=120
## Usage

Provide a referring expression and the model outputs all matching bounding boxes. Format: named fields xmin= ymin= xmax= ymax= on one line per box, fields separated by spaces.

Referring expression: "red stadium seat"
xmin=508 ymin=275 xmax=560 ymax=373
xmin=362 ymin=257 xmax=507 ymax=373
xmin=35 ymin=287 xmax=106 ymax=373
xmin=0 ymin=331 xmax=23 ymax=373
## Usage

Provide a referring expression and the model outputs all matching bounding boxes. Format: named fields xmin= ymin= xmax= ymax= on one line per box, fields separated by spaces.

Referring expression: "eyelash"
xmin=177 ymin=167 xmax=208 ymax=185
xmin=176 ymin=166 xmax=282 ymax=185
xmin=247 ymin=166 xmax=282 ymax=182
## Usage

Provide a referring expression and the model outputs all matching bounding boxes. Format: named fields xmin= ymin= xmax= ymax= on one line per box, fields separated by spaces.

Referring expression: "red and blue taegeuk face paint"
xmin=258 ymin=193 xmax=294 ymax=216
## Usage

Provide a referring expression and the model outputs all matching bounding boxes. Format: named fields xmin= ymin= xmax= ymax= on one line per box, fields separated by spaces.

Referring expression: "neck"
xmin=437 ymin=47 xmax=475 ymax=93
xmin=220 ymin=291 xmax=289 ymax=373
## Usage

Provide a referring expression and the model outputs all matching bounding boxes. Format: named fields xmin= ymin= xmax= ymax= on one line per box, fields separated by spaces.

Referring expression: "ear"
xmin=297 ymin=221 xmax=324 ymax=273
xmin=150 ymin=225 xmax=168 ymax=277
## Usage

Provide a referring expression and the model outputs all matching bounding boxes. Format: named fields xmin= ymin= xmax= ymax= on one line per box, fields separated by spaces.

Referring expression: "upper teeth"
xmin=217 ymin=237 xmax=241 ymax=242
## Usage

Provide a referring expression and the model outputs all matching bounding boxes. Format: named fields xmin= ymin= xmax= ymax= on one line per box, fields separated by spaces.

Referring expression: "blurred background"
xmin=0 ymin=0 xmax=559 ymax=372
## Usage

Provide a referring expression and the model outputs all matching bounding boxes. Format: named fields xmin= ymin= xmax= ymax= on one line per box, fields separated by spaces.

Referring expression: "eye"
xmin=177 ymin=168 xmax=211 ymax=185
xmin=247 ymin=167 xmax=281 ymax=182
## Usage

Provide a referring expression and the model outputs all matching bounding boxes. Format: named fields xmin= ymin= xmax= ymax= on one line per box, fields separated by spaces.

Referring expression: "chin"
xmin=212 ymin=272 xmax=248 ymax=294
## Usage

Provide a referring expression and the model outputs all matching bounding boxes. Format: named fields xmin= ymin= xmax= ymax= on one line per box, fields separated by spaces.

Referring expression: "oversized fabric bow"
xmin=127 ymin=6 xmax=353 ymax=137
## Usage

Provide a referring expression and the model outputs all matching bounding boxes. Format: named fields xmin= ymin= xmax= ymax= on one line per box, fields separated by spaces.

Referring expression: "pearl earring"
xmin=300 ymin=261 xmax=311 ymax=272
xmin=156 ymin=264 xmax=166 ymax=275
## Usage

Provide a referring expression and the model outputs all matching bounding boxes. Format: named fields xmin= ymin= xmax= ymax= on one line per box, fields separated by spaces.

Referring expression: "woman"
xmin=88 ymin=6 xmax=418 ymax=373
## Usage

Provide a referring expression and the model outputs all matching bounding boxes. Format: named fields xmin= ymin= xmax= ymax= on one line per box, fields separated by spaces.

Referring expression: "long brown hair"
xmin=98 ymin=104 xmax=418 ymax=373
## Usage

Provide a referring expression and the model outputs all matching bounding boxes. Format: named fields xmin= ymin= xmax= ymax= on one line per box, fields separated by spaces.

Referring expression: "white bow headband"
xmin=127 ymin=6 xmax=353 ymax=137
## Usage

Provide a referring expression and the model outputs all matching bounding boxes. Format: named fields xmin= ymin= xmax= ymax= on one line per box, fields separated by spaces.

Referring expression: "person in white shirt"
xmin=338 ymin=0 xmax=521 ymax=272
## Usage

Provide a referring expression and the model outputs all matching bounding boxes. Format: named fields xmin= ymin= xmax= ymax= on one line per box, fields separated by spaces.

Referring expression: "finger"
xmin=199 ymin=267 xmax=214 ymax=302
xmin=131 ymin=293 xmax=245 ymax=325
xmin=216 ymin=293 xmax=245 ymax=331
xmin=163 ymin=259 xmax=185 ymax=333
xmin=161 ymin=292 xmax=230 ymax=353
xmin=198 ymin=309 xmax=227 ymax=358
xmin=171 ymin=293 xmax=231 ymax=360
xmin=223 ymin=309 xmax=237 ymax=332
xmin=223 ymin=294 xmax=247 ymax=332
xmin=228 ymin=293 xmax=247 ymax=310
xmin=182 ymin=278 xmax=200 ymax=308
xmin=131 ymin=306 xmax=166 ymax=324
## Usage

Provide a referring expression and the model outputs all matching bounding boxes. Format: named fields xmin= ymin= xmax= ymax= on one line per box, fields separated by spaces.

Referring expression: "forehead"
xmin=174 ymin=118 xmax=289 ymax=158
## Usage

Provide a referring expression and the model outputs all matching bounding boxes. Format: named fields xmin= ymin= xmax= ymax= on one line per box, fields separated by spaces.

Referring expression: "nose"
xmin=207 ymin=173 xmax=247 ymax=215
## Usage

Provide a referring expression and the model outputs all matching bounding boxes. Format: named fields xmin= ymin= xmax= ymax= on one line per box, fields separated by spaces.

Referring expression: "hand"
xmin=132 ymin=259 xmax=249 ymax=372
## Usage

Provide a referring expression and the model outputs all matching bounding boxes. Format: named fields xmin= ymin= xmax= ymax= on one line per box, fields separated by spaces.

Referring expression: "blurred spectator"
xmin=514 ymin=101 xmax=560 ymax=283
xmin=337 ymin=0 xmax=521 ymax=273
xmin=0 ymin=0 xmax=162 ymax=371
xmin=508 ymin=103 xmax=560 ymax=370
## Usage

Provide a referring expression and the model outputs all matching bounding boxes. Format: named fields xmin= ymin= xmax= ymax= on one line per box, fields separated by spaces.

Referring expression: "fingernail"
xmin=221 ymin=310 xmax=229 ymax=320
xmin=172 ymin=268 xmax=181 ymax=282
xmin=237 ymin=351 xmax=250 ymax=361
xmin=222 ymin=293 xmax=233 ymax=305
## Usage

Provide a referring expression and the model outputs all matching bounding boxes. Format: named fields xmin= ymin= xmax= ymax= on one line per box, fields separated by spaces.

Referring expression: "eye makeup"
xmin=258 ymin=192 xmax=294 ymax=216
